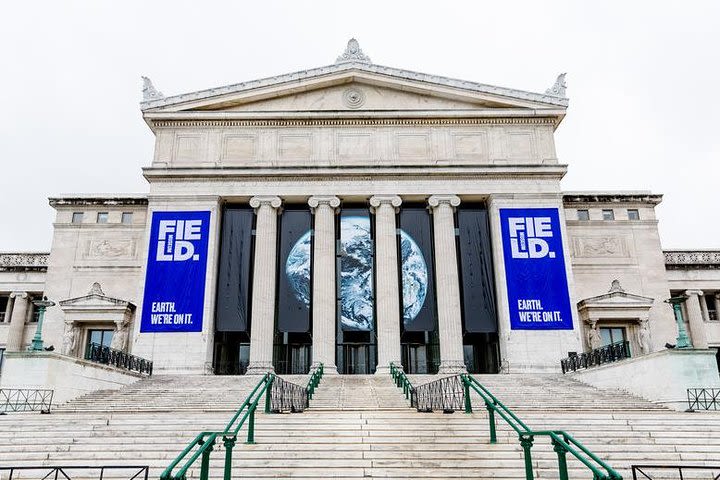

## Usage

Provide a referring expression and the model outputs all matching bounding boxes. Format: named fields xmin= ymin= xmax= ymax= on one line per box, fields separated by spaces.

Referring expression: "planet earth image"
xmin=285 ymin=219 xmax=428 ymax=329
xmin=285 ymin=230 xmax=312 ymax=307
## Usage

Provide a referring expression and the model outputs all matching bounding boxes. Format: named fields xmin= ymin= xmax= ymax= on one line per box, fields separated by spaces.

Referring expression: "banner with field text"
xmin=140 ymin=211 xmax=211 ymax=333
xmin=500 ymin=208 xmax=572 ymax=330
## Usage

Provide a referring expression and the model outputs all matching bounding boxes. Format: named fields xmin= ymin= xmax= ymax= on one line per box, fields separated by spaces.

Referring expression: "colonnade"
xmin=244 ymin=194 xmax=467 ymax=375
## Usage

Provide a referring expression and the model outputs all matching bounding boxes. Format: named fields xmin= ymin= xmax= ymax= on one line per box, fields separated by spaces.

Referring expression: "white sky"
xmin=1 ymin=0 xmax=718 ymax=251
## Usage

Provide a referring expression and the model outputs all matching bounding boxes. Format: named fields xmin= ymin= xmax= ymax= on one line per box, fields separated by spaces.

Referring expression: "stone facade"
xmin=1 ymin=41 xmax=718 ymax=377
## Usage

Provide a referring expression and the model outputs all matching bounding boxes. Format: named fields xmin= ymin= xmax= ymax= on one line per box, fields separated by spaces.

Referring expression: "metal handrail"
xmin=306 ymin=363 xmax=324 ymax=400
xmin=560 ymin=340 xmax=631 ymax=374
xmin=687 ymin=387 xmax=720 ymax=411
xmin=0 ymin=465 xmax=149 ymax=480
xmin=162 ymin=363 xmax=325 ymax=480
xmin=462 ymin=374 xmax=622 ymax=480
xmin=0 ymin=388 xmax=54 ymax=413
xmin=631 ymin=464 xmax=720 ymax=480
xmin=389 ymin=362 xmax=416 ymax=407
xmin=161 ymin=373 xmax=274 ymax=480
xmin=85 ymin=342 xmax=153 ymax=375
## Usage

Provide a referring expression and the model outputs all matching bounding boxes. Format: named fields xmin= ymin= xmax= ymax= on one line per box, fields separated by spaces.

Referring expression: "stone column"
xmin=685 ymin=290 xmax=709 ymax=349
xmin=3 ymin=295 xmax=13 ymax=323
xmin=428 ymin=195 xmax=466 ymax=374
xmin=370 ymin=195 xmax=403 ymax=374
xmin=6 ymin=292 xmax=29 ymax=352
xmin=246 ymin=196 xmax=282 ymax=374
xmin=699 ymin=293 xmax=710 ymax=322
xmin=309 ymin=196 xmax=340 ymax=374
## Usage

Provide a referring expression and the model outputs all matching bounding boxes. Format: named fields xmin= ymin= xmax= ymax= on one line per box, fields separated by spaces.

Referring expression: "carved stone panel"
xmin=573 ymin=236 xmax=629 ymax=258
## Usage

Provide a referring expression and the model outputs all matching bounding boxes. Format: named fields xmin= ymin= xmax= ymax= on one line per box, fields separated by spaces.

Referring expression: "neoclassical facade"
xmin=1 ymin=40 xmax=719 ymax=377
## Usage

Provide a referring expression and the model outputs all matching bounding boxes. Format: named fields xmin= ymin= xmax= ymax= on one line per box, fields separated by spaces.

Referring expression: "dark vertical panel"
xmin=458 ymin=208 xmax=498 ymax=333
xmin=277 ymin=209 xmax=312 ymax=333
xmin=398 ymin=207 xmax=437 ymax=332
xmin=216 ymin=207 xmax=254 ymax=332
xmin=339 ymin=208 xmax=374 ymax=332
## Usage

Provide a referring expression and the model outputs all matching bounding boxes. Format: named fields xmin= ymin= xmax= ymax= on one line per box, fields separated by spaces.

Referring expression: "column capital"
xmin=685 ymin=289 xmax=704 ymax=297
xmin=308 ymin=196 xmax=340 ymax=211
xmin=9 ymin=292 xmax=28 ymax=300
xmin=428 ymin=195 xmax=461 ymax=209
xmin=369 ymin=195 xmax=402 ymax=209
xmin=249 ymin=196 xmax=282 ymax=210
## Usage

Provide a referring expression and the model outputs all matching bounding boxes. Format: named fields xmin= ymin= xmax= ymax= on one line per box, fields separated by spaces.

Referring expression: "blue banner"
xmin=140 ymin=211 xmax=211 ymax=333
xmin=500 ymin=208 xmax=572 ymax=330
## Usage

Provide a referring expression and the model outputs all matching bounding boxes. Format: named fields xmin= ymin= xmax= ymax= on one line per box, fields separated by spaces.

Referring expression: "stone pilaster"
xmin=246 ymin=196 xmax=282 ymax=374
xmin=7 ymin=292 xmax=29 ymax=352
xmin=370 ymin=195 xmax=403 ymax=374
xmin=685 ymin=290 xmax=708 ymax=349
xmin=309 ymin=195 xmax=340 ymax=374
xmin=428 ymin=195 xmax=466 ymax=374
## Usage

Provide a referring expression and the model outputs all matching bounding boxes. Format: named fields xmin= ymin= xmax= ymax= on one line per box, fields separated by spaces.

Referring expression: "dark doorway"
xmin=213 ymin=332 xmax=250 ymax=375
xmin=273 ymin=332 xmax=312 ymax=374
xmin=463 ymin=332 xmax=500 ymax=373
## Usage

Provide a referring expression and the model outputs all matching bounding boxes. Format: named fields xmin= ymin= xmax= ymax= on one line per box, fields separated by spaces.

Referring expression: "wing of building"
xmin=1 ymin=39 xmax=719 ymax=378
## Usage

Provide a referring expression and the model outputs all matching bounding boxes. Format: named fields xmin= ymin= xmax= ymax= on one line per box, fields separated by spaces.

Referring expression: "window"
xmin=72 ymin=212 xmax=84 ymax=224
xmin=627 ymin=209 xmax=640 ymax=220
xmin=599 ymin=327 xmax=626 ymax=347
xmin=97 ymin=212 xmax=109 ymax=223
xmin=87 ymin=329 xmax=114 ymax=349
xmin=577 ymin=209 xmax=590 ymax=221
xmin=0 ymin=347 xmax=4 ymax=369
xmin=0 ymin=296 xmax=8 ymax=322
xmin=121 ymin=212 xmax=133 ymax=224
xmin=602 ymin=209 xmax=615 ymax=221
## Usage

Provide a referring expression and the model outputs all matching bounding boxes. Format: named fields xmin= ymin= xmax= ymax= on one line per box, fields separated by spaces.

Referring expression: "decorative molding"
xmin=573 ymin=236 xmax=628 ymax=258
xmin=308 ymin=196 xmax=341 ymax=210
xmin=428 ymin=195 xmax=461 ymax=209
xmin=342 ymin=88 xmax=366 ymax=109
xmin=369 ymin=195 xmax=402 ymax=209
xmin=249 ymin=195 xmax=282 ymax=209
xmin=140 ymin=59 xmax=569 ymax=111
xmin=0 ymin=253 xmax=49 ymax=271
xmin=48 ymin=196 xmax=148 ymax=207
xmin=545 ymin=73 xmax=567 ymax=98
xmin=608 ymin=279 xmax=625 ymax=294
xmin=665 ymin=251 xmax=720 ymax=268
xmin=141 ymin=76 xmax=164 ymax=101
xmin=335 ymin=38 xmax=372 ymax=64
xmin=150 ymin=117 xmax=558 ymax=129
xmin=563 ymin=192 xmax=662 ymax=205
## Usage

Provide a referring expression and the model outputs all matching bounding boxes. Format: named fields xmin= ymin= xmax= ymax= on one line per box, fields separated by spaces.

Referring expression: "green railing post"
xmin=222 ymin=436 xmax=236 ymax=480
xmin=486 ymin=403 xmax=497 ymax=443
xmin=199 ymin=437 xmax=215 ymax=480
xmin=462 ymin=376 xmax=472 ymax=414
xmin=520 ymin=435 xmax=535 ymax=480
xmin=246 ymin=404 xmax=256 ymax=444
xmin=553 ymin=437 xmax=569 ymax=480
xmin=264 ymin=374 xmax=274 ymax=414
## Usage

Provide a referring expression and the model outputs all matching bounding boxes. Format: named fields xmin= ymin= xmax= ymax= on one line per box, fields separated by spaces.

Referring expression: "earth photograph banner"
xmin=141 ymin=210 xmax=211 ymax=333
xmin=277 ymin=208 xmax=312 ymax=333
xmin=499 ymin=207 xmax=573 ymax=330
xmin=339 ymin=208 xmax=374 ymax=332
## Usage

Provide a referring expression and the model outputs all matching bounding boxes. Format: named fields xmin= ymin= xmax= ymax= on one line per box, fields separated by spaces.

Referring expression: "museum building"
xmin=1 ymin=40 xmax=720 ymax=379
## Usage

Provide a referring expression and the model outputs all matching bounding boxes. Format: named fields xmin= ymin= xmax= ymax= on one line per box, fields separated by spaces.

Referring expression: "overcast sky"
xmin=1 ymin=1 xmax=718 ymax=251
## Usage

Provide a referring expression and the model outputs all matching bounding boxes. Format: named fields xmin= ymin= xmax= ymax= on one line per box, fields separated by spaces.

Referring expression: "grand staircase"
xmin=1 ymin=373 xmax=719 ymax=479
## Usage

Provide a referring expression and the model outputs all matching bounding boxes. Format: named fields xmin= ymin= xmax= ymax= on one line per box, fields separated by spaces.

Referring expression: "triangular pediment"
xmin=59 ymin=283 xmax=135 ymax=313
xmin=141 ymin=63 xmax=568 ymax=116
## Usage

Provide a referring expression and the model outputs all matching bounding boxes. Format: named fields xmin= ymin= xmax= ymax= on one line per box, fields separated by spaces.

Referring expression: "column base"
xmin=438 ymin=360 xmax=467 ymax=375
xmin=312 ymin=362 xmax=338 ymax=375
xmin=374 ymin=362 xmax=401 ymax=375
xmin=245 ymin=362 xmax=274 ymax=375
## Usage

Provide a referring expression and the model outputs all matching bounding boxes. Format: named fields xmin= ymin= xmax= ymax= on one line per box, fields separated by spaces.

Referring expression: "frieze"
xmin=573 ymin=236 xmax=628 ymax=258
xmin=0 ymin=253 xmax=49 ymax=270
xmin=150 ymin=118 xmax=557 ymax=129
xmin=84 ymin=239 xmax=137 ymax=259
xmin=664 ymin=251 xmax=720 ymax=269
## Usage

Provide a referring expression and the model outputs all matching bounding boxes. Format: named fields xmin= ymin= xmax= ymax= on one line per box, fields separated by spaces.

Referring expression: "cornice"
xmin=142 ymin=164 xmax=568 ymax=182
xmin=140 ymin=62 xmax=568 ymax=112
xmin=563 ymin=192 xmax=662 ymax=206
xmin=148 ymin=116 xmax=558 ymax=129
xmin=665 ymin=250 xmax=720 ymax=270
xmin=0 ymin=253 xmax=49 ymax=272
xmin=49 ymin=196 xmax=148 ymax=207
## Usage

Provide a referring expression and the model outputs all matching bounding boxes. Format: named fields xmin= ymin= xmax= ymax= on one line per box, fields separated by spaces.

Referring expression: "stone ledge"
xmin=569 ymin=349 xmax=720 ymax=411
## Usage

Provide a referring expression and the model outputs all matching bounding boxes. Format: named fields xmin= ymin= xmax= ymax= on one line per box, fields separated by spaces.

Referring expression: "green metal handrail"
xmin=461 ymin=374 xmax=622 ymax=480
xmin=160 ymin=373 xmax=275 ymax=480
xmin=306 ymin=363 xmax=324 ymax=400
xmin=389 ymin=362 xmax=416 ymax=406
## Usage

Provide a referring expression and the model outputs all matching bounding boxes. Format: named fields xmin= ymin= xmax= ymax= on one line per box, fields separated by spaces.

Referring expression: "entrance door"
xmin=339 ymin=344 xmax=376 ymax=374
